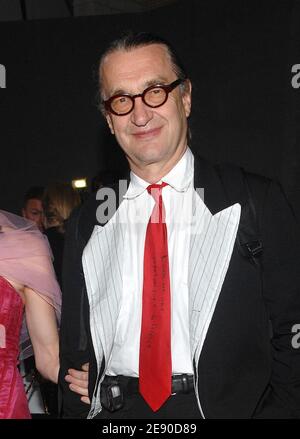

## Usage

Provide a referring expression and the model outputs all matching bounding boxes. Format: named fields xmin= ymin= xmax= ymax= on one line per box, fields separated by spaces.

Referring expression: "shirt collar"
xmin=124 ymin=147 xmax=194 ymax=200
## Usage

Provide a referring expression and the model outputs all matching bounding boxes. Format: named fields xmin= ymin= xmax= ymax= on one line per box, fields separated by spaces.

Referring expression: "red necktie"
xmin=139 ymin=182 xmax=172 ymax=412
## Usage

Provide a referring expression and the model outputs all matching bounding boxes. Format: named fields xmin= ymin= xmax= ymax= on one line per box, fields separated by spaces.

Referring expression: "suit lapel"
xmin=82 ymin=180 xmax=129 ymax=360
xmin=189 ymin=155 xmax=241 ymax=361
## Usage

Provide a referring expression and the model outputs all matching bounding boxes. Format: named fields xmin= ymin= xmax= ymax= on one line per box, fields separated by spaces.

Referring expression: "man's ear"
xmin=105 ymin=113 xmax=115 ymax=135
xmin=182 ymin=79 xmax=192 ymax=118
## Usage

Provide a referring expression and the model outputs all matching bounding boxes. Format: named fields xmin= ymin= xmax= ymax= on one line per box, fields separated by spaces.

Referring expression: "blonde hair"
xmin=43 ymin=182 xmax=81 ymax=233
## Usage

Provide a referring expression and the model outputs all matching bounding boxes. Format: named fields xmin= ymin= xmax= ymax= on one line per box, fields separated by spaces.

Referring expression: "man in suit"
xmin=59 ymin=32 xmax=300 ymax=418
xmin=22 ymin=186 xmax=45 ymax=232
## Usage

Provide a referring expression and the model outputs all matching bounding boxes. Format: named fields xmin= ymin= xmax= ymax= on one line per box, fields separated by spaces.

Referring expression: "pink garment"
xmin=0 ymin=210 xmax=61 ymax=359
xmin=0 ymin=276 xmax=31 ymax=418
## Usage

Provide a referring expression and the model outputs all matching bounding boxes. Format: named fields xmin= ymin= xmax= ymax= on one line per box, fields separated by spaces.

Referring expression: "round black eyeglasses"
xmin=103 ymin=78 xmax=185 ymax=116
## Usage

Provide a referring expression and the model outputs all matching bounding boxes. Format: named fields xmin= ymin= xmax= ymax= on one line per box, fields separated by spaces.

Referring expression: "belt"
xmin=100 ymin=374 xmax=195 ymax=412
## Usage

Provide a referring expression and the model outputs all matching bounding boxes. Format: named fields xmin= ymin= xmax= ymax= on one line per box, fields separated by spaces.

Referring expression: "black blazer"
xmin=58 ymin=154 xmax=300 ymax=418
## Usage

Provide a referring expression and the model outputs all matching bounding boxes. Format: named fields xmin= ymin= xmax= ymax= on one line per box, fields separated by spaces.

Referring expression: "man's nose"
xmin=131 ymin=97 xmax=153 ymax=126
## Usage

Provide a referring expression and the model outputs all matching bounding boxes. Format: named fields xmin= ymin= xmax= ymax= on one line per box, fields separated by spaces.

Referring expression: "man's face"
xmin=101 ymin=44 xmax=191 ymax=175
xmin=22 ymin=198 xmax=44 ymax=231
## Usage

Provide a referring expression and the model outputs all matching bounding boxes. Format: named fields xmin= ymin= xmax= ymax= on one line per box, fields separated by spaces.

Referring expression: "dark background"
xmin=0 ymin=0 xmax=299 ymax=215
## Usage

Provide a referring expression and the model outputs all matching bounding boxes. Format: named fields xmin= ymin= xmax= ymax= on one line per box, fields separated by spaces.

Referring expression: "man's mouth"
xmin=132 ymin=127 xmax=162 ymax=140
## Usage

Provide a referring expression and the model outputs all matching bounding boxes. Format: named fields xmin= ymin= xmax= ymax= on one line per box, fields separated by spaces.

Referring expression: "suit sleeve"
xmin=253 ymin=180 xmax=300 ymax=418
xmin=58 ymin=207 xmax=94 ymax=418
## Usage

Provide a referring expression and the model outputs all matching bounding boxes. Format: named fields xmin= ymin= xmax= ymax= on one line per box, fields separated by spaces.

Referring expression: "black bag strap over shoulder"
xmin=216 ymin=164 xmax=263 ymax=268
xmin=240 ymin=175 xmax=263 ymax=267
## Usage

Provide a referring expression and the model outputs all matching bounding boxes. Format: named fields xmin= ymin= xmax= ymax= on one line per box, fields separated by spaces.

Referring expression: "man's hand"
xmin=65 ymin=363 xmax=90 ymax=404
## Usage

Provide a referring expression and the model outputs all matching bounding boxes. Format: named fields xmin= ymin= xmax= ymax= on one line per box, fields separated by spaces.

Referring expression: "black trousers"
xmin=95 ymin=391 xmax=202 ymax=419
